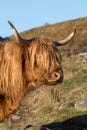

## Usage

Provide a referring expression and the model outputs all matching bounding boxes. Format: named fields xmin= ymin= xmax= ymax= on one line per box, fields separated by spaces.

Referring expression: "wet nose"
xmin=57 ymin=71 xmax=64 ymax=83
xmin=56 ymin=72 xmax=64 ymax=83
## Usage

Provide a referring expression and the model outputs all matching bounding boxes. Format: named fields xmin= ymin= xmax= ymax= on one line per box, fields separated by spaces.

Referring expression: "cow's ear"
xmin=47 ymin=72 xmax=61 ymax=83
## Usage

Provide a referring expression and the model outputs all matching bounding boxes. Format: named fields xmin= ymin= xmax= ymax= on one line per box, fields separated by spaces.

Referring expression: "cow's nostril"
xmin=54 ymin=72 xmax=60 ymax=80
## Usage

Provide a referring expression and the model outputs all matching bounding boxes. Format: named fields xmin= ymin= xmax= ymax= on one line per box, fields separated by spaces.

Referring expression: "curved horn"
xmin=54 ymin=26 xmax=76 ymax=46
xmin=8 ymin=20 xmax=25 ymax=43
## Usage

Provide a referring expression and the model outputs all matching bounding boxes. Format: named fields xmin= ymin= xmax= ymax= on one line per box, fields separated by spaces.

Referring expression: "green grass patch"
xmin=53 ymin=108 xmax=87 ymax=122
xmin=59 ymin=71 xmax=87 ymax=89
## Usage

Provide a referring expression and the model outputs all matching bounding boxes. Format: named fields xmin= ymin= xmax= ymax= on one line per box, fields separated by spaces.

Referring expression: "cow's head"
xmin=8 ymin=21 xmax=76 ymax=88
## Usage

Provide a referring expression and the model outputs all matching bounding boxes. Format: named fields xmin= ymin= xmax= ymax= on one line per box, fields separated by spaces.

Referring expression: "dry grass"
xmin=18 ymin=52 xmax=87 ymax=127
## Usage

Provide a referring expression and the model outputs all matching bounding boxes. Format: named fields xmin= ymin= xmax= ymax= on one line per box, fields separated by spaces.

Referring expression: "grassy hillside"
xmin=2 ymin=17 xmax=87 ymax=130
xmin=10 ymin=16 xmax=87 ymax=55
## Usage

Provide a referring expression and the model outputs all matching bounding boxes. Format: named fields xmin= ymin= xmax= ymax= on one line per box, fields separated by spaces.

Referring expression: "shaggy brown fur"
xmin=0 ymin=37 xmax=63 ymax=121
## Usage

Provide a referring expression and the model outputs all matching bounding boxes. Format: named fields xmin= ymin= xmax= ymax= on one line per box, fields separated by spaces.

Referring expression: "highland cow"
xmin=0 ymin=21 xmax=76 ymax=121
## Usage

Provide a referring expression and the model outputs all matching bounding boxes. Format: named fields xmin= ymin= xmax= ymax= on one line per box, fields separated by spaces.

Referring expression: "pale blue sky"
xmin=0 ymin=0 xmax=87 ymax=37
